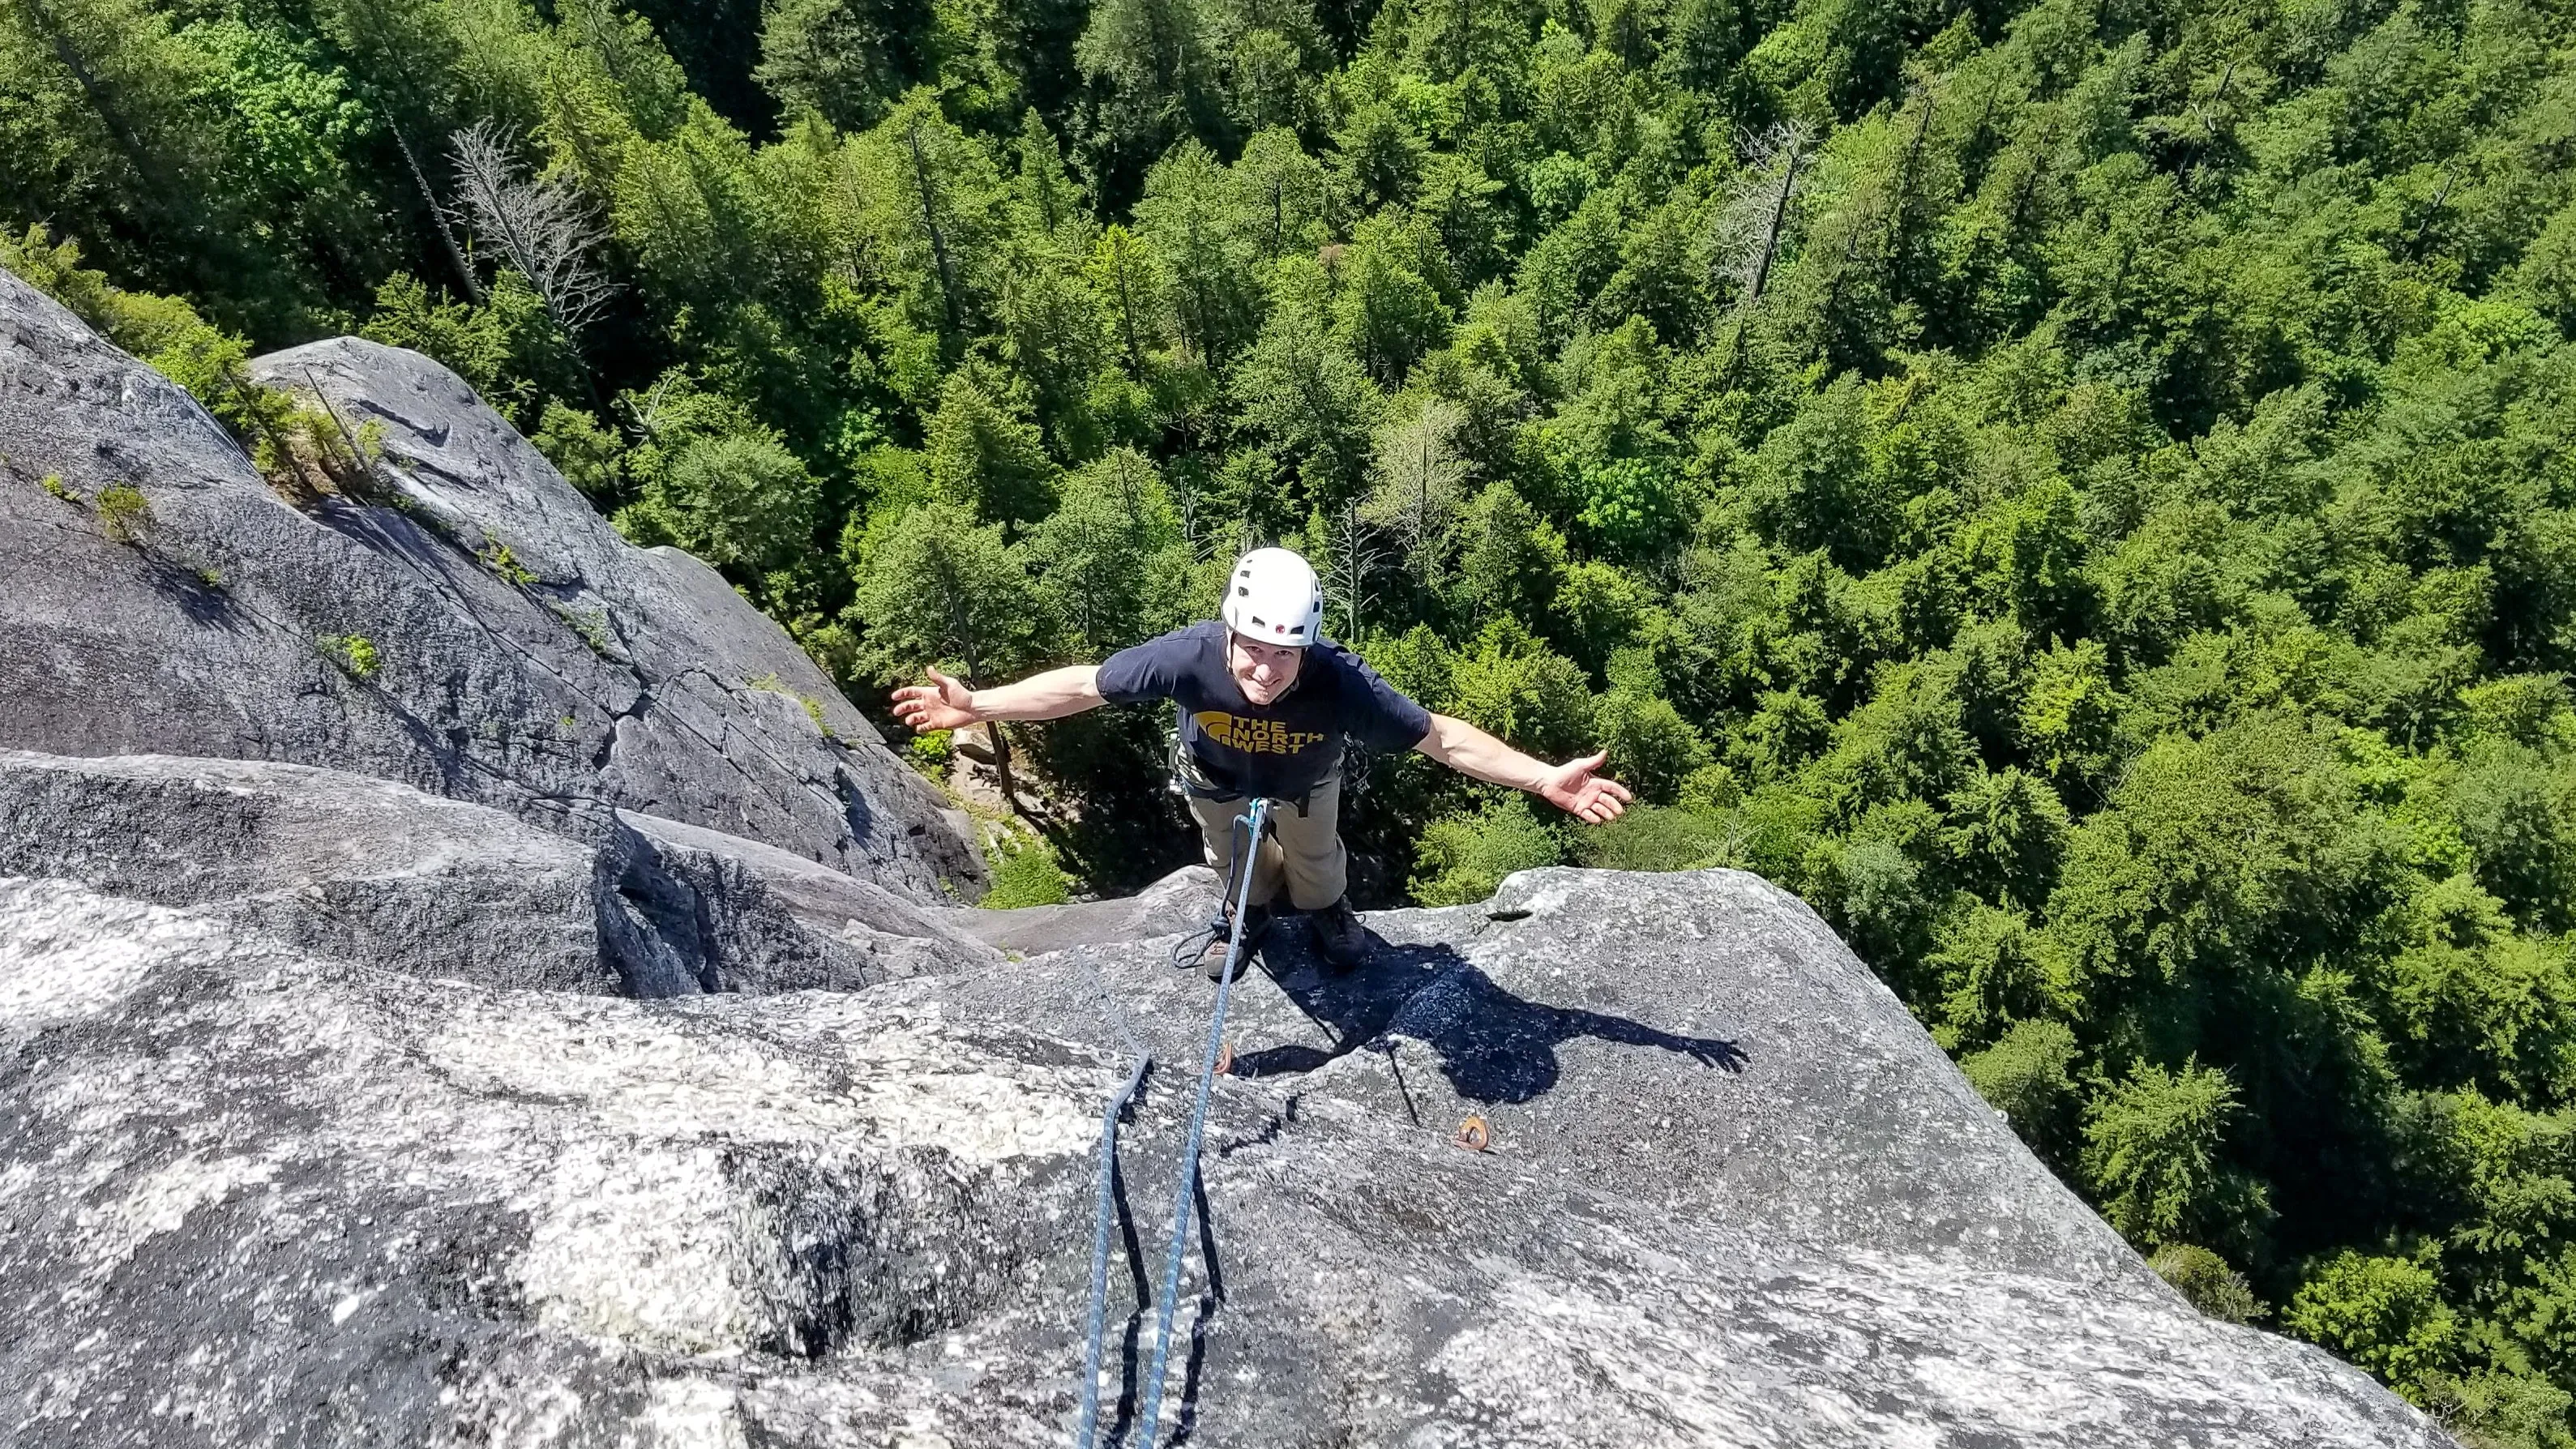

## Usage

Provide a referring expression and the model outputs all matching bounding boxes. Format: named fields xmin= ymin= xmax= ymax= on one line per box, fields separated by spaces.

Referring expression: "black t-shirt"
xmin=1097 ymin=621 xmax=1433 ymax=799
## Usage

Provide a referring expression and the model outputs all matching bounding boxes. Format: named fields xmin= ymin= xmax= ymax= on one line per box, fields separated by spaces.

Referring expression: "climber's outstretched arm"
xmin=1413 ymin=713 xmax=1634 ymax=825
xmin=892 ymin=665 xmax=1105 ymax=731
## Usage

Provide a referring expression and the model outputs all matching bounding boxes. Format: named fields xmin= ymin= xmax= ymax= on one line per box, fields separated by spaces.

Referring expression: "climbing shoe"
xmin=1197 ymin=903 xmax=1270 ymax=981
xmin=1309 ymin=897 xmax=1371 ymax=971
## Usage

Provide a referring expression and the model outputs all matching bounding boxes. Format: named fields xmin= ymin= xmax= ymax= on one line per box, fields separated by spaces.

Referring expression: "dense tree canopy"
xmin=13 ymin=0 xmax=2576 ymax=1435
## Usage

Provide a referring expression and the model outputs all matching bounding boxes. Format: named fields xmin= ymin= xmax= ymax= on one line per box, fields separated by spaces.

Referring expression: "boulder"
xmin=950 ymin=865 xmax=1225 ymax=955
xmin=0 ymin=270 xmax=979 ymax=900
xmin=0 ymin=833 xmax=2452 ymax=1446
xmin=0 ymin=750 xmax=995 ymax=998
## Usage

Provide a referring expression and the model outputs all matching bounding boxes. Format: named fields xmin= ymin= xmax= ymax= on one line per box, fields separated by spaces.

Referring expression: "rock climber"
xmin=892 ymin=547 xmax=1635 ymax=977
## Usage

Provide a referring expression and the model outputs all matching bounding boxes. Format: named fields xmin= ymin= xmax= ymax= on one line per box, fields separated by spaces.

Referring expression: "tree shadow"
xmin=1232 ymin=936 xmax=1748 ymax=1103
xmin=138 ymin=554 xmax=244 ymax=630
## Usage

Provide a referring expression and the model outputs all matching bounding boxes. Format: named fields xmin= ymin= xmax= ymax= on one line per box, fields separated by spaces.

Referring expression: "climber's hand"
xmin=1682 ymin=1036 xmax=1750 ymax=1072
xmin=891 ymin=666 xmax=981 ymax=733
xmin=1537 ymin=752 xmax=1633 ymax=825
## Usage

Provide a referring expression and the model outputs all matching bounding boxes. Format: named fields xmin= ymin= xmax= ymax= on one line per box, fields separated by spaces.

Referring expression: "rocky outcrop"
xmin=0 ymin=749 xmax=623 ymax=991
xmin=617 ymin=806 xmax=996 ymax=992
xmin=0 ymin=263 xmax=2449 ymax=1447
xmin=0 ymin=759 xmax=2451 ymax=1446
xmin=0 ymin=750 xmax=995 ymax=998
xmin=0 ymin=270 xmax=979 ymax=899
xmin=938 ymin=868 xmax=2453 ymax=1448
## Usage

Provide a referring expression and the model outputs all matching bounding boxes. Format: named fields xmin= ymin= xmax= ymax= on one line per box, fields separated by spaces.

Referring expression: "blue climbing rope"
xmin=1070 ymin=797 xmax=1269 ymax=1449
xmin=1132 ymin=795 xmax=1269 ymax=1449
xmin=1071 ymin=1048 xmax=1149 ymax=1449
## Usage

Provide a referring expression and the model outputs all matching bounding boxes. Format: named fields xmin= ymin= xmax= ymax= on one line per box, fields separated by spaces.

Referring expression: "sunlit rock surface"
xmin=0 ymin=829 xmax=2450 ymax=1446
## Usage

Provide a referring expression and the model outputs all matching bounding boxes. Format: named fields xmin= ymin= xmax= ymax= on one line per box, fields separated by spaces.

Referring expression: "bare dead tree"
xmin=1709 ymin=119 xmax=1816 ymax=389
xmin=449 ymin=121 xmax=617 ymax=340
xmin=1322 ymin=498 xmax=1384 ymax=641
xmin=905 ymin=113 xmax=962 ymax=338
xmin=1362 ymin=398 xmax=1472 ymax=592
xmin=387 ymin=122 xmax=483 ymax=303
xmin=1714 ymin=120 xmax=1816 ymax=312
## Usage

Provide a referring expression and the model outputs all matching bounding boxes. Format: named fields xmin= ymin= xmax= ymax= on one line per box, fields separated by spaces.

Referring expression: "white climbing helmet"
xmin=1221 ymin=547 xmax=1324 ymax=647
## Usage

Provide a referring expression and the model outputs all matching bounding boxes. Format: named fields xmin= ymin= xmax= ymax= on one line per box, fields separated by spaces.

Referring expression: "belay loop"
xmin=1073 ymin=797 xmax=1272 ymax=1449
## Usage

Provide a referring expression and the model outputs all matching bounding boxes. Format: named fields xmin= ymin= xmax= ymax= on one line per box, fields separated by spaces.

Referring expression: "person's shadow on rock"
xmin=1235 ymin=938 xmax=1748 ymax=1104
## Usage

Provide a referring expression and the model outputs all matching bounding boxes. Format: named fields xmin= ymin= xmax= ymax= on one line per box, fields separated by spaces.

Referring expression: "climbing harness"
xmin=1072 ymin=797 xmax=1273 ymax=1449
xmin=1166 ymin=731 xmax=1320 ymax=817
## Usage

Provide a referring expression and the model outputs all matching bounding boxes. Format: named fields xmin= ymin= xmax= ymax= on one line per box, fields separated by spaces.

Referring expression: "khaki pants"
xmin=1186 ymin=774 xmax=1346 ymax=912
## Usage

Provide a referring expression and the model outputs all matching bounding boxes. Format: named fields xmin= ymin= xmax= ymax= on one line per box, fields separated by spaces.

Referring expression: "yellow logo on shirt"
xmin=1194 ymin=712 xmax=1329 ymax=755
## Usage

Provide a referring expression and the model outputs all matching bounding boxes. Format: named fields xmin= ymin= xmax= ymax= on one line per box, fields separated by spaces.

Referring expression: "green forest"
xmin=11 ymin=0 xmax=2576 ymax=1434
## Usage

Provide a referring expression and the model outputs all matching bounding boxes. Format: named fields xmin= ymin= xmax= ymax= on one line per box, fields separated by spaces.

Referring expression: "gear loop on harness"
xmin=1073 ymin=797 xmax=1272 ymax=1449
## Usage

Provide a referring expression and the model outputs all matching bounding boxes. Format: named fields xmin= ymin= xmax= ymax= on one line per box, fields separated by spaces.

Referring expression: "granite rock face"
xmin=0 ymin=874 xmax=1092 ymax=1449
xmin=0 ymin=270 xmax=978 ymax=899
xmin=934 ymin=867 xmax=2457 ymax=1449
xmin=0 ymin=750 xmax=995 ymax=998
xmin=616 ymin=806 xmax=997 ymax=993
xmin=0 ymin=748 xmax=621 ymax=992
xmin=0 ymin=798 xmax=2452 ymax=1446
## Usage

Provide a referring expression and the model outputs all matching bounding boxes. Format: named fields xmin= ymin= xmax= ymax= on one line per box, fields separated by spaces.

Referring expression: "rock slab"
xmin=0 ymin=270 xmax=979 ymax=900
xmin=0 ymin=802 xmax=2454 ymax=1447
xmin=0 ymin=874 xmax=1093 ymax=1449
xmin=931 ymin=866 xmax=2456 ymax=1448
xmin=0 ymin=750 xmax=995 ymax=999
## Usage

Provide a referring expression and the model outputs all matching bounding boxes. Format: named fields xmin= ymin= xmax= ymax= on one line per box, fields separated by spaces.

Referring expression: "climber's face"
xmin=1227 ymin=632 xmax=1304 ymax=707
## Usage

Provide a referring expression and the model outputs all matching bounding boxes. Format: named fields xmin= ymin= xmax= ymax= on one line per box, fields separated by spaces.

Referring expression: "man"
xmin=892 ymin=547 xmax=1632 ymax=976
